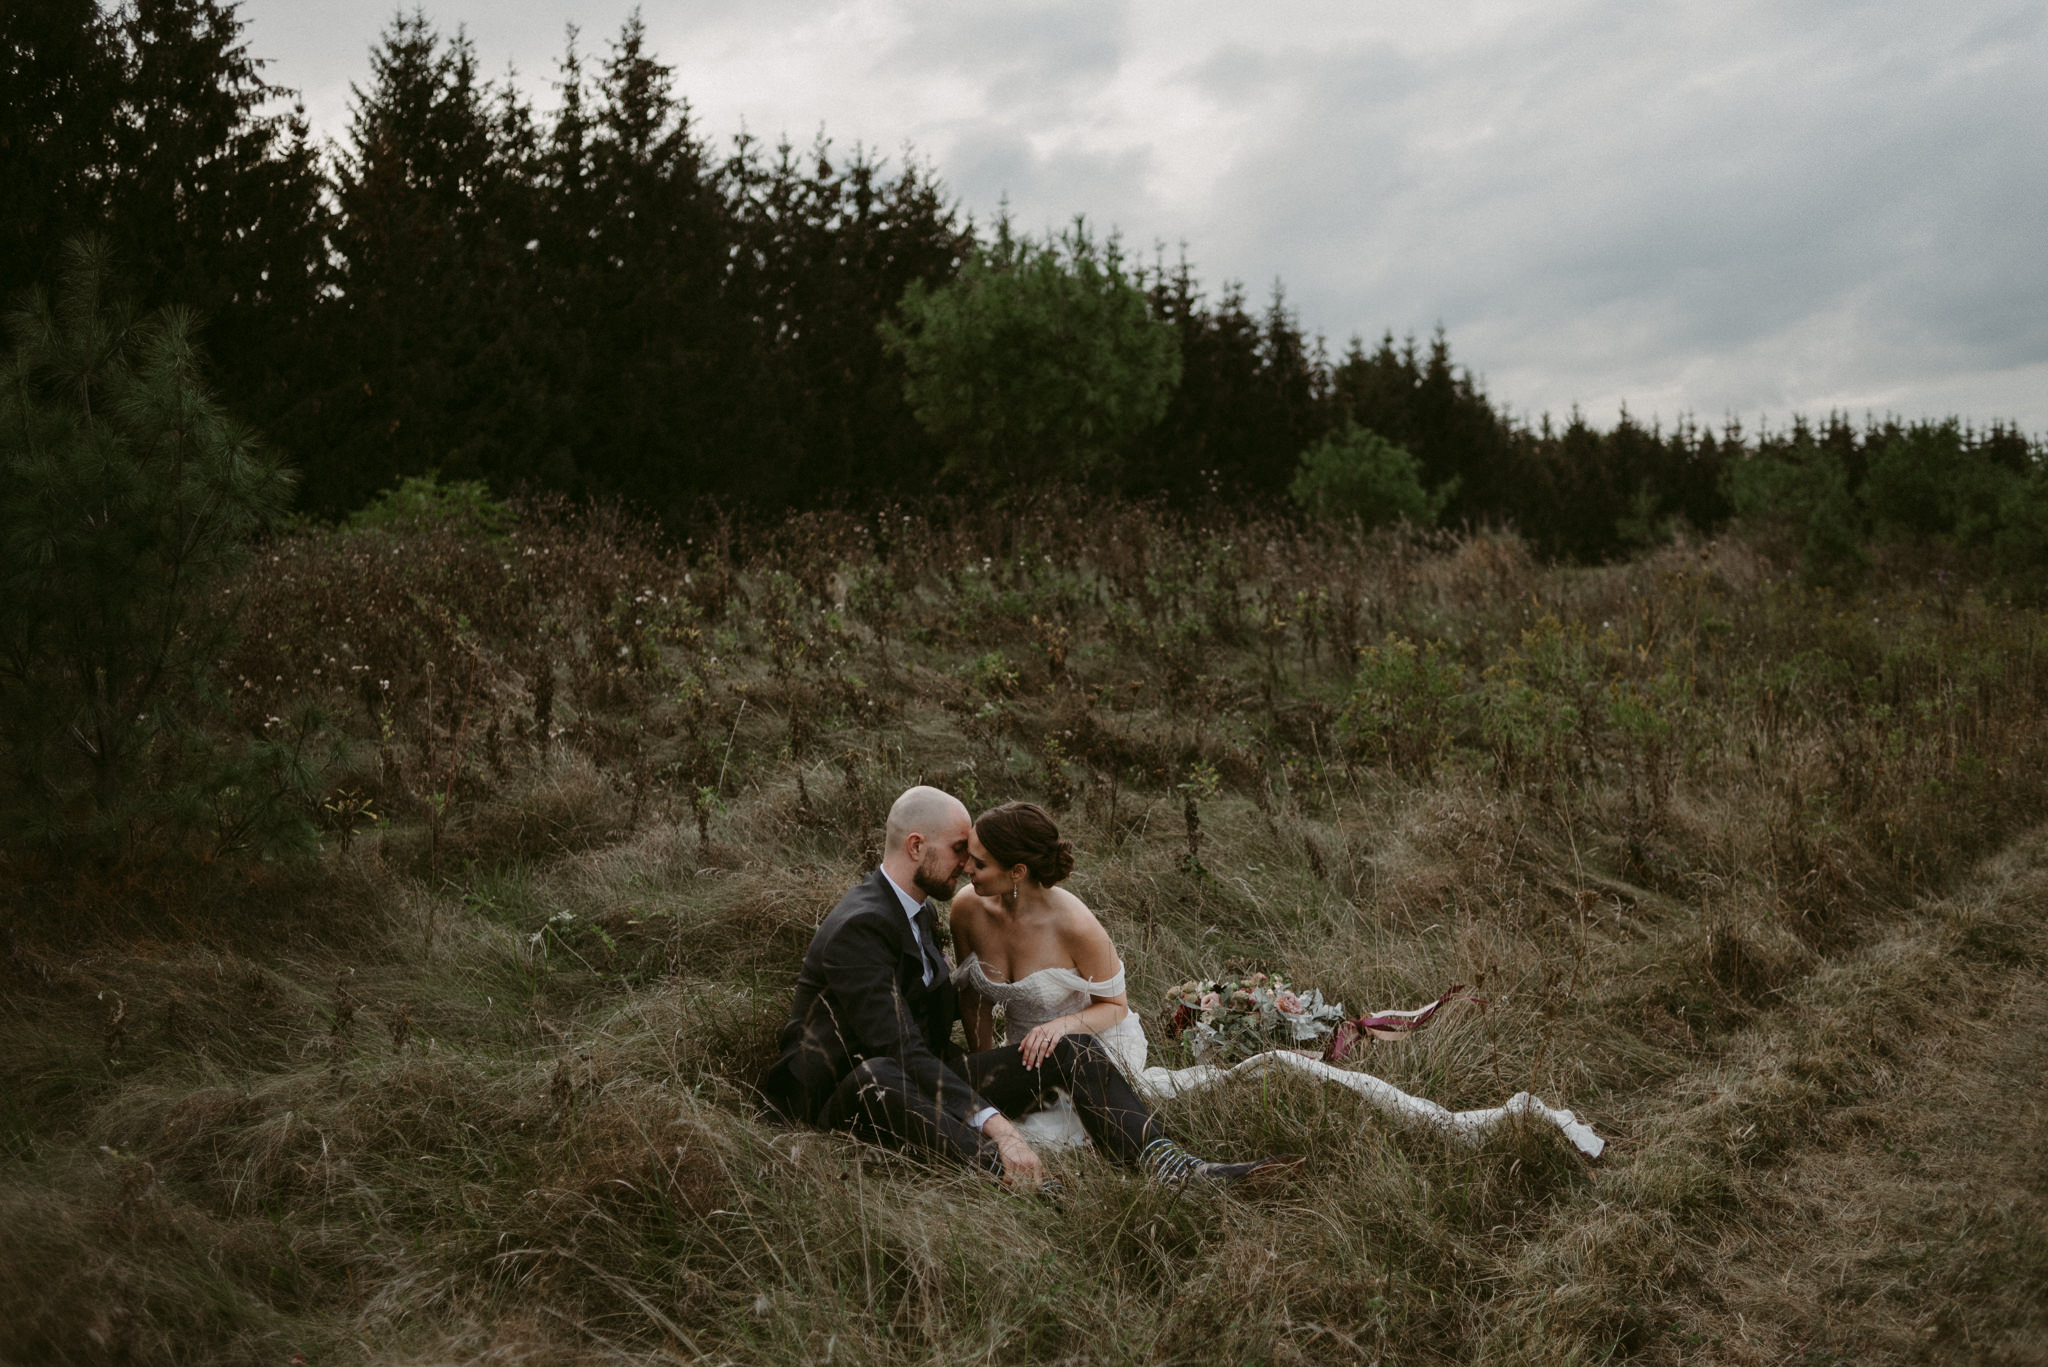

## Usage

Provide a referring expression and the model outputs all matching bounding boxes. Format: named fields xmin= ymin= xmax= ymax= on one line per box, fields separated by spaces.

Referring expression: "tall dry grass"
xmin=3 ymin=501 xmax=2046 ymax=1364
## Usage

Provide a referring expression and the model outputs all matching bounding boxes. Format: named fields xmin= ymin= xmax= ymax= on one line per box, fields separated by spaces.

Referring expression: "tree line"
xmin=5 ymin=0 xmax=2042 ymax=562
xmin=8 ymin=0 xmax=2048 ymax=868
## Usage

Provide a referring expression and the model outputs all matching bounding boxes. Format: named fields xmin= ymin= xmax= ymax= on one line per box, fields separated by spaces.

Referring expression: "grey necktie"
xmin=913 ymin=901 xmax=947 ymax=985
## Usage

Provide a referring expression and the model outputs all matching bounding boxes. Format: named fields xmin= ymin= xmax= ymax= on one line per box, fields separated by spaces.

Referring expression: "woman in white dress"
xmin=952 ymin=802 xmax=1607 ymax=1159
xmin=949 ymin=801 xmax=1148 ymax=1078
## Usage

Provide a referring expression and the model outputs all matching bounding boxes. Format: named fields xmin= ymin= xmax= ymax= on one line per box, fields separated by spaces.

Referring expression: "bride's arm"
xmin=1016 ymin=902 xmax=1130 ymax=1068
xmin=949 ymin=897 xmax=997 ymax=1052
xmin=960 ymin=983 xmax=996 ymax=1052
xmin=1062 ymin=904 xmax=1130 ymax=1032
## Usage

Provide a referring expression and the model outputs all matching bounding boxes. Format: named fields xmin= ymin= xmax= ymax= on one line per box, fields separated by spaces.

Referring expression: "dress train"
xmin=955 ymin=956 xmax=1604 ymax=1159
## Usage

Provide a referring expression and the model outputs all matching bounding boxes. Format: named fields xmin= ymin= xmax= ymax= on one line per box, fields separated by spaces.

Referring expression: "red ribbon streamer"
xmin=1323 ymin=984 xmax=1472 ymax=1064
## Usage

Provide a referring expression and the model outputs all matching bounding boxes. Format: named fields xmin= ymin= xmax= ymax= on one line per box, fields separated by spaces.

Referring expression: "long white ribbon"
xmin=1133 ymin=1049 xmax=1605 ymax=1158
xmin=1013 ymin=1045 xmax=1604 ymax=1159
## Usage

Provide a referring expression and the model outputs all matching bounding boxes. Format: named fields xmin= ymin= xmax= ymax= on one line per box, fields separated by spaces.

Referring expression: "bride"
xmin=950 ymin=801 xmax=1605 ymax=1158
xmin=949 ymin=801 xmax=1148 ymax=1078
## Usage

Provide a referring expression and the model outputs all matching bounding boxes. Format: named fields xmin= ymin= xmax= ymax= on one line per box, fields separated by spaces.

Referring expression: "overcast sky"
xmin=237 ymin=0 xmax=2048 ymax=434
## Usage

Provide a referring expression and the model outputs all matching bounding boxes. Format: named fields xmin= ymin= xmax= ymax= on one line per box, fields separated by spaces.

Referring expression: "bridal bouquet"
xmin=1161 ymin=971 xmax=1346 ymax=1066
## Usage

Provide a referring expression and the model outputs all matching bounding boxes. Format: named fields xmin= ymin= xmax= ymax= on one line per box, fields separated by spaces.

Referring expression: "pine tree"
xmin=0 ymin=0 xmax=123 ymax=309
xmin=306 ymin=12 xmax=549 ymax=513
xmin=107 ymin=0 xmax=326 ymax=402
xmin=566 ymin=12 xmax=760 ymax=515
xmin=4 ymin=2 xmax=326 ymax=467
xmin=0 ymin=241 xmax=300 ymax=857
xmin=1331 ymin=328 xmax=1525 ymax=531
xmin=1130 ymin=267 xmax=1336 ymax=502
xmin=726 ymin=135 xmax=970 ymax=499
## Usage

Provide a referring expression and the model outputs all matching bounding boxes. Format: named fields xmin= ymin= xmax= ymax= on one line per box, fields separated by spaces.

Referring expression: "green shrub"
xmin=881 ymin=220 xmax=1181 ymax=486
xmin=1289 ymin=421 xmax=1447 ymax=528
xmin=971 ymin=650 xmax=1020 ymax=698
xmin=1477 ymin=673 xmax=1579 ymax=783
xmin=1727 ymin=418 xmax=2046 ymax=583
xmin=1861 ymin=421 xmax=2010 ymax=545
xmin=347 ymin=472 xmax=513 ymax=540
xmin=1473 ymin=616 xmax=1597 ymax=784
xmin=1338 ymin=633 xmax=1465 ymax=775
xmin=1723 ymin=433 xmax=1865 ymax=581
xmin=1994 ymin=468 xmax=2048 ymax=584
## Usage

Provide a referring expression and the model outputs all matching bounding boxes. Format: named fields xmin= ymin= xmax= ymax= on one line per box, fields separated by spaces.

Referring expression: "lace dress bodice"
xmin=953 ymin=953 xmax=1149 ymax=1075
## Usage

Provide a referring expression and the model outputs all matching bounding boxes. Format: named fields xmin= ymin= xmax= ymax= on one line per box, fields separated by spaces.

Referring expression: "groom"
xmin=762 ymin=784 xmax=1293 ymax=1187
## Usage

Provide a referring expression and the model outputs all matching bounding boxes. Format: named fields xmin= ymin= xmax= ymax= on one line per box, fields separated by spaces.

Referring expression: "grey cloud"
xmin=1182 ymin=40 xmax=1410 ymax=109
xmin=937 ymin=120 xmax=1156 ymax=236
xmin=1187 ymin=43 xmax=1276 ymax=104
xmin=881 ymin=0 xmax=1131 ymax=111
xmin=1962 ymin=4 xmax=2044 ymax=51
xmin=1183 ymin=0 xmax=2048 ymax=424
xmin=235 ymin=0 xmax=2048 ymax=428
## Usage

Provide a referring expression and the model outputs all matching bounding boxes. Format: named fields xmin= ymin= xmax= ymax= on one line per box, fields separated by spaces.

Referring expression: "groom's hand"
xmin=982 ymin=1114 xmax=1046 ymax=1187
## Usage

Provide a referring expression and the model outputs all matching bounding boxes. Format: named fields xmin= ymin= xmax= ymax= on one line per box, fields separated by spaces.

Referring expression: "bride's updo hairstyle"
xmin=975 ymin=801 xmax=1075 ymax=887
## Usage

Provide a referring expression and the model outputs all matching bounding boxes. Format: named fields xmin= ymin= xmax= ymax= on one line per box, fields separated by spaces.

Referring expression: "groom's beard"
xmin=912 ymin=857 xmax=961 ymax=902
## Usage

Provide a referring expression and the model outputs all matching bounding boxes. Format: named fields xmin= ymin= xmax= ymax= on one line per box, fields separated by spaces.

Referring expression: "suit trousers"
xmin=821 ymin=1034 xmax=1160 ymax=1172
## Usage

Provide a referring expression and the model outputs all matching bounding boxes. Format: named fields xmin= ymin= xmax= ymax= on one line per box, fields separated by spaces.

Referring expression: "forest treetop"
xmin=4 ymin=1 xmax=2040 ymax=563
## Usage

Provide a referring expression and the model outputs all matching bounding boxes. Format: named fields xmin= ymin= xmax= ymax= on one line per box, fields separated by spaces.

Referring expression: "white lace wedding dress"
xmin=953 ymin=953 xmax=1604 ymax=1158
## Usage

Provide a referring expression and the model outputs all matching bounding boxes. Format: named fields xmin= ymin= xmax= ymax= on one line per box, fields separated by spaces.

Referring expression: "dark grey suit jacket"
xmin=761 ymin=870 xmax=988 ymax=1127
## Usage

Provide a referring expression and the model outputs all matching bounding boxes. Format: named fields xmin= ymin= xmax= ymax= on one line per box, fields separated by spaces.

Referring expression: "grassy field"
xmin=3 ymin=500 xmax=2046 ymax=1365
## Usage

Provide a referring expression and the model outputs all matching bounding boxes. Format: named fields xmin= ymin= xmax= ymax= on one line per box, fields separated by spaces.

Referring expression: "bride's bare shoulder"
xmin=949 ymin=887 xmax=993 ymax=942
xmin=1051 ymin=888 xmax=1118 ymax=956
xmin=1047 ymin=883 xmax=1100 ymax=922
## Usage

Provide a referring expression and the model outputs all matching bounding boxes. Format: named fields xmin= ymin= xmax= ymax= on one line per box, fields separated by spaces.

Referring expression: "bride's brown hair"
xmin=974 ymin=801 xmax=1075 ymax=887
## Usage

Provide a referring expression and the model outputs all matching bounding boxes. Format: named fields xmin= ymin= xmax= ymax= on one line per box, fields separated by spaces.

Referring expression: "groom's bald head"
xmin=886 ymin=785 xmax=969 ymax=852
xmin=883 ymin=785 xmax=973 ymax=900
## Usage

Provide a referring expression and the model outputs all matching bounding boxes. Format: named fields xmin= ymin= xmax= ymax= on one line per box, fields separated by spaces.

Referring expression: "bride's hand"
xmin=1019 ymin=1015 xmax=1075 ymax=1070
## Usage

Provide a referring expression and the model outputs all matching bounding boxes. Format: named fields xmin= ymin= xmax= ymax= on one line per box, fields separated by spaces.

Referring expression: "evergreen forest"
xmin=10 ymin=0 xmax=2042 ymax=564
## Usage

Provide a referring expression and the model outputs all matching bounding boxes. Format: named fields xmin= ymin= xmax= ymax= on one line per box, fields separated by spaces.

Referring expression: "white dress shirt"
xmin=878 ymin=865 xmax=937 ymax=986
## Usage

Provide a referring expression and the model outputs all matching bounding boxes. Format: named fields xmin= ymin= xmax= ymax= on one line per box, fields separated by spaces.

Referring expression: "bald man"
xmin=763 ymin=786 xmax=1289 ymax=1188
